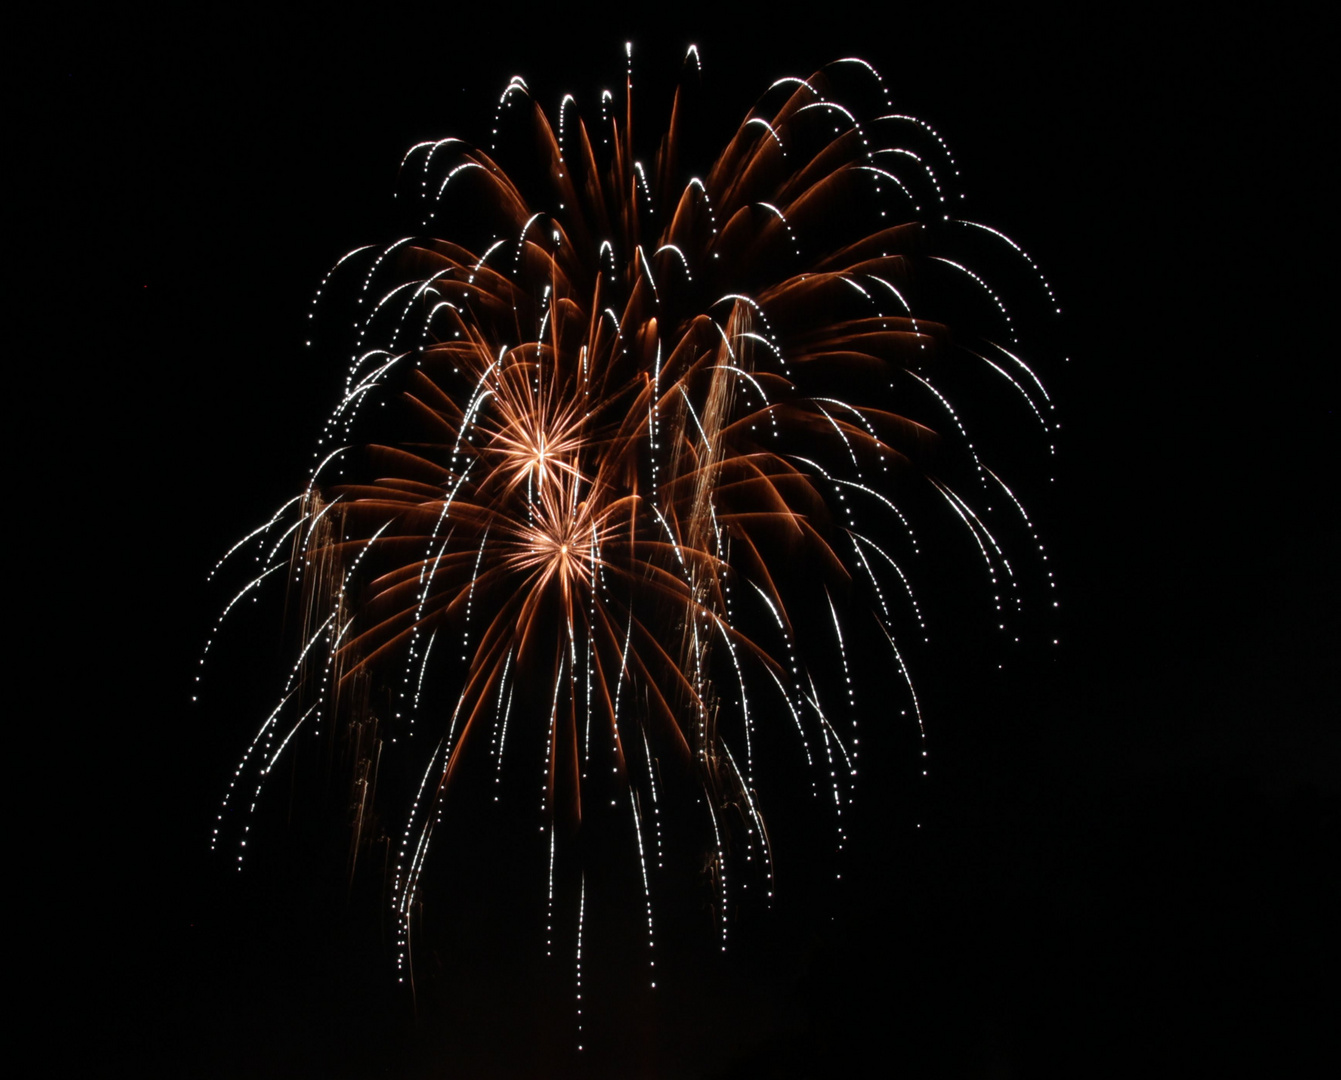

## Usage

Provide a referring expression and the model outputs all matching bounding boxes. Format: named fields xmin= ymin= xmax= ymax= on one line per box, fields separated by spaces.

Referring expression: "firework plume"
xmin=202 ymin=47 xmax=1058 ymax=1004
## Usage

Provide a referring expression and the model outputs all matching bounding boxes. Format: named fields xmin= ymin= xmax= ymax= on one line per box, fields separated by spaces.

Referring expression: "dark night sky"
xmin=40 ymin=6 xmax=1334 ymax=1077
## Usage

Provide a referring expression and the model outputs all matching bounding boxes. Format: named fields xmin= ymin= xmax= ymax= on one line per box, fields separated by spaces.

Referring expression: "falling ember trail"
xmin=203 ymin=45 xmax=1060 ymax=1033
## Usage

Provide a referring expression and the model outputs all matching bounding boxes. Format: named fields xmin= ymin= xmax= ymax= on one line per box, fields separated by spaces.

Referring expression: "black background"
xmin=37 ymin=5 xmax=1333 ymax=1077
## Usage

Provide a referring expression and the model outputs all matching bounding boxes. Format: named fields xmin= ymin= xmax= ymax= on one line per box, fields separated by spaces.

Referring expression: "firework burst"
xmin=202 ymin=47 xmax=1058 ymax=1009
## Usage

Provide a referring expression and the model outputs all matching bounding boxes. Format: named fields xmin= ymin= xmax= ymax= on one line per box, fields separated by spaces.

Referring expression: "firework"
xmin=202 ymin=47 xmax=1057 ymax=1007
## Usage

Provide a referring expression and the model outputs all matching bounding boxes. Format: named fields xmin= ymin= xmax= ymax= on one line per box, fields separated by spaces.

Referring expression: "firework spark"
xmin=203 ymin=48 xmax=1057 ymax=1006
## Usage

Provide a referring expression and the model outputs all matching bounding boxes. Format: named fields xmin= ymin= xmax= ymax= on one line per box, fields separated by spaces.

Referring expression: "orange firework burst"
xmin=203 ymin=48 xmax=1058 ymax=1000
